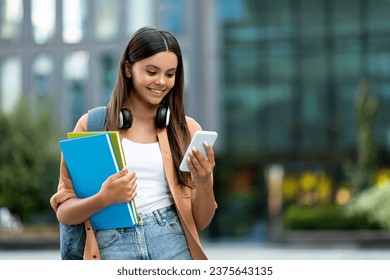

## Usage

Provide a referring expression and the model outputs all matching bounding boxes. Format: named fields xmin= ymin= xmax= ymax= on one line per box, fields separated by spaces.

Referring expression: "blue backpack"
xmin=60 ymin=106 xmax=107 ymax=260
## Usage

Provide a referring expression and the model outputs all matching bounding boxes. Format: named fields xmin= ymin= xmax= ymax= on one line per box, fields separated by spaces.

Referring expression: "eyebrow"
xmin=145 ymin=65 xmax=177 ymax=72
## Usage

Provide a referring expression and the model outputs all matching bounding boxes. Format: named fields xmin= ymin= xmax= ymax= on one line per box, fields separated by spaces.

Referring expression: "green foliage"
xmin=0 ymin=96 xmax=61 ymax=223
xmin=344 ymin=79 xmax=379 ymax=190
xmin=212 ymin=153 xmax=265 ymax=237
xmin=284 ymin=205 xmax=381 ymax=230
xmin=344 ymin=183 xmax=390 ymax=229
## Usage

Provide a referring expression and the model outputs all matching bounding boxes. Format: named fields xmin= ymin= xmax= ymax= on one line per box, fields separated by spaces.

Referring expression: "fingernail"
xmin=192 ymin=147 xmax=197 ymax=152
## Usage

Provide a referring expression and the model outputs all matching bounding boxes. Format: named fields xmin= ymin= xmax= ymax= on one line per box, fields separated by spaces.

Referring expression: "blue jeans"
xmin=95 ymin=205 xmax=192 ymax=260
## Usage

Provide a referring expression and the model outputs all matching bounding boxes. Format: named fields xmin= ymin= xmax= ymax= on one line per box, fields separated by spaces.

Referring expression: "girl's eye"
xmin=166 ymin=73 xmax=175 ymax=78
xmin=147 ymin=71 xmax=157 ymax=75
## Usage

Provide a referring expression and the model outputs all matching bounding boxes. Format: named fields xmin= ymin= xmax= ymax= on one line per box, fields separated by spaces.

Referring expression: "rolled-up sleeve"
xmin=49 ymin=155 xmax=77 ymax=212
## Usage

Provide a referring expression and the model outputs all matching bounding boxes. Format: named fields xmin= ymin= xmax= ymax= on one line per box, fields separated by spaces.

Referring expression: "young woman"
xmin=50 ymin=27 xmax=217 ymax=260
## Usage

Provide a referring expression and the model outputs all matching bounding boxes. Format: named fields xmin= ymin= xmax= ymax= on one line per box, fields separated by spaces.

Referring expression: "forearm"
xmin=56 ymin=168 xmax=136 ymax=225
xmin=191 ymin=176 xmax=217 ymax=230
xmin=56 ymin=193 xmax=107 ymax=225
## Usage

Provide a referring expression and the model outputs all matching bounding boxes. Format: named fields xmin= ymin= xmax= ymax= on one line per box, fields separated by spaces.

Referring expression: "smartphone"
xmin=179 ymin=130 xmax=218 ymax=172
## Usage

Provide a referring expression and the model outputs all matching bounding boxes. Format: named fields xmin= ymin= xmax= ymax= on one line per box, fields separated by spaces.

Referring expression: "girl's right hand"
xmin=98 ymin=168 xmax=137 ymax=206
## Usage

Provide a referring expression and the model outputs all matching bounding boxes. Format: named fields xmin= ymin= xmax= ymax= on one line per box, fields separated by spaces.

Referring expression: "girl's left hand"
xmin=187 ymin=142 xmax=215 ymax=186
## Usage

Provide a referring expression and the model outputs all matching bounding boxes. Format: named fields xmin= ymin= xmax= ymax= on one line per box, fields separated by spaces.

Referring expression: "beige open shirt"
xmin=50 ymin=115 xmax=217 ymax=260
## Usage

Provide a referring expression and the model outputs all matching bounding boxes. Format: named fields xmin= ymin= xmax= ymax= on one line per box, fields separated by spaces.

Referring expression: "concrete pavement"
xmin=0 ymin=242 xmax=389 ymax=260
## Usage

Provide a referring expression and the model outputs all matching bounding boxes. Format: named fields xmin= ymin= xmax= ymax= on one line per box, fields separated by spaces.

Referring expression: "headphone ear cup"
xmin=155 ymin=105 xmax=170 ymax=129
xmin=120 ymin=108 xmax=132 ymax=129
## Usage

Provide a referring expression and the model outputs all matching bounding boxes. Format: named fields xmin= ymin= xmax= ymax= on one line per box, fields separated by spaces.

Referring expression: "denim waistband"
xmin=137 ymin=204 xmax=176 ymax=226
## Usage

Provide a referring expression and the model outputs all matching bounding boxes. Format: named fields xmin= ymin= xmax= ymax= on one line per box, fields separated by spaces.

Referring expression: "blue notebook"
xmin=59 ymin=133 xmax=137 ymax=230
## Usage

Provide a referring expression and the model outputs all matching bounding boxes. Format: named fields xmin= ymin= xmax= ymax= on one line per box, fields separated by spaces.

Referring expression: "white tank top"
xmin=121 ymin=138 xmax=173 ymax=214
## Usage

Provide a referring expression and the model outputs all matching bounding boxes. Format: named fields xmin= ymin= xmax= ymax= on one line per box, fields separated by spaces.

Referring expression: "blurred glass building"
xmin=0 ymin=0 xmax=218 ymax=132
xmin=1 ymin=0 xmax=390 ymax=241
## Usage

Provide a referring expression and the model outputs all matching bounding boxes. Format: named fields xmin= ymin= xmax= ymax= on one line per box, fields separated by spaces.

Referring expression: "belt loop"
xmin=153 ymin=209 xmax=165 ymax=226
xmin=137 ymin=213 xmax=144 ymax=226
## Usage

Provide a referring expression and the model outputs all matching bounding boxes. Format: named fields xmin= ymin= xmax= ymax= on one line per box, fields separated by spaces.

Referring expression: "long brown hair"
xmin=104 ymin=27 xmax=191 ymax=186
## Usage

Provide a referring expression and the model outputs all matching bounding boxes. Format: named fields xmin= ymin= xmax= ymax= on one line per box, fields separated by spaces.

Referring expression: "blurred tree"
xmin=344 ymin=79 xmax=379 ymax=190
xmin=0 ymin=96 xmax=61 ymax=223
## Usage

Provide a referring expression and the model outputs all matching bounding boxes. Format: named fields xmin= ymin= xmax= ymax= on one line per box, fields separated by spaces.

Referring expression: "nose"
xmin=155 ymin=74 xmax=166 ymax=86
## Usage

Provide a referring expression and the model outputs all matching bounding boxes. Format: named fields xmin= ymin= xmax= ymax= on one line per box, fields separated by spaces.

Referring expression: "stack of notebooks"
xmin=59 ymin=131 xmax=139 ymax=230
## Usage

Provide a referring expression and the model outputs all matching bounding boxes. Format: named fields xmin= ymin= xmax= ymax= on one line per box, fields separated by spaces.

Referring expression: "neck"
xmin=124 ymin=98 xmax=158 ymax=124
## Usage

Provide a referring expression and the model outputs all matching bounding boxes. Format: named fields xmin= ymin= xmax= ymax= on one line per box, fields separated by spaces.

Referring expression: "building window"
xmin=63 ymin=0 xmax=87 ymax=44
xmin=1 ymin=57 xmax=22 ymax=113
xmin=32 ymin=54 xmax=54 ymax=97
xmin=299 ymin=0 xmax=325 ymax=38
xmin=368 ymin=0 xmax=390 ymax=32
xmin=63 ymin=51 xmax=89 ymax=129
xmin=333 ymin=0 xmax=360 ymax=36
xmin=32 ymin=0 xmax=56 ymax=44
xmin=0 ymin=0 xmax=23 ymax=41
xmin=127 ymin=0 xmax=154 ymax=35
xmin=159 ymin=0 xmax=185 ymax=35
xmin=100 ymin=54 xmax=117 ymax=104
xmin=95 ymin=0 xmax=119 ymax=40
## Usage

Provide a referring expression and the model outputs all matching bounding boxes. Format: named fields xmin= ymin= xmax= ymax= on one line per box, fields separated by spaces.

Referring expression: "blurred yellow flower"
xmin=282 ymin=175 xmax=298 ymax=200
xmin=317 ymin=173 xmax=331 ymax=201
xmin=299 ymin=171 xmax=317 ymax=192
xmin=375 ymin=169 xmax=390 ymax=188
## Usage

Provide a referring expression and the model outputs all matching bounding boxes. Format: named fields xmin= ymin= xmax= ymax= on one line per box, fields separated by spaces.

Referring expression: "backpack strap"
xmin=87 ymin=106 xmax=107 ymax=131
xmin=82 ymin=106 xmax=107 ymax=260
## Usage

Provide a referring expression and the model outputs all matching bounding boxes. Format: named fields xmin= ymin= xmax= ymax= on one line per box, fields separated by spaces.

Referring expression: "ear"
xmin=124 ymin=61 xmax=132 ymax=78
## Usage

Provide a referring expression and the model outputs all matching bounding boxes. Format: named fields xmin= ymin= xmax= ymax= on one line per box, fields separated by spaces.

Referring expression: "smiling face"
xmin=126 ymin=51 xmax=178 ymax=107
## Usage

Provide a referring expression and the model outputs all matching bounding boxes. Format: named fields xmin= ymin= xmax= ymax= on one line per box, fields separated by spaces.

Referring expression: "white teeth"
xmin=150 ymin=89 xmax=163 ymax=94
